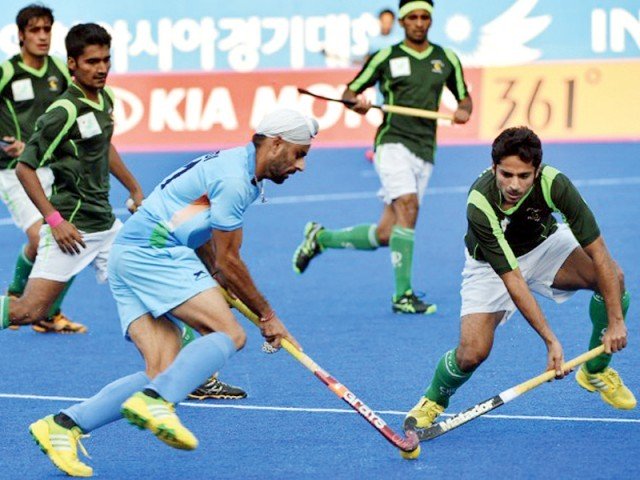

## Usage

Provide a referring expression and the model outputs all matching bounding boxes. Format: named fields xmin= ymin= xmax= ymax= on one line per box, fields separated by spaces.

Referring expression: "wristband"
xmin=260 ymin=310 xmax=276 ymax=323
xmin=45 ymin=211 xmax=64 ymax=228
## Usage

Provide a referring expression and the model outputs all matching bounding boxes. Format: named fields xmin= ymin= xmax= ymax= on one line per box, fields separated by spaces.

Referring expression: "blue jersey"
xmin=117 ymin=143 xmax=260 ymax=249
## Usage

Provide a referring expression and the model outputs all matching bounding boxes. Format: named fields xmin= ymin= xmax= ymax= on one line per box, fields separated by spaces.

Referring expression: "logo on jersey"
xmin=193 ymin=270 xmax=208 ymax=280
xmin=526 ymin=207 xmax=542 ymax=222
xmin=500 ymin=216 xmax=511 ymax=232
xmin=431 ymin=59 xmax=445 ymax=74
xmin=47 ymin=75 xmax=61 ymax=92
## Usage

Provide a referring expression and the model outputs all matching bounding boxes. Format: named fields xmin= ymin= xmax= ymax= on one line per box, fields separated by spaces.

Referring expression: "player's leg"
xmin=7 ymin=220 xmax=40 ymax=296
xmin=0 ymin=277 xmax=65 ymax=330
xmin=404 ymin=312 xmax=503 ymax=430
xmin=549 ymin=243 xmax=634 ymax=409
xmin=179 ymin=322 xmax=247 ymax=400
xmin=121 ymin=290 xmax=242 ymax=450
xmin=29 ymin=312 xmax=168 ymax=477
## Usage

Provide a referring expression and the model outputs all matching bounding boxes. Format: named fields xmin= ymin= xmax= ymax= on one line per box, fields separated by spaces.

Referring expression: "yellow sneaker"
xmin=32 ymin=313 xmax=88 ymax=334
xmin=121 ymin=391 xmax=198 ymax=450
xmin=403 ymin=397 xmax=445 ymax=431
xmin=29 ymin=415 xmax=93 ymax=477
xmin=576 ymin=366 xmax=637 ymax=410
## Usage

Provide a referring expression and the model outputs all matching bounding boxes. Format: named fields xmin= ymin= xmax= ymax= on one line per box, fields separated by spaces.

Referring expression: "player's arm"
xmin=108 ymin=143 xmax=144 ymax=211
xmin=0 ymin=62 xmax=25 ymax=157
xmin=212 ymin=228 xmax=301 ymax=350
xmin=341 ymin=47 xmax=390 ymax=114
xmin=16 ymin=106 xmax=85 ymax=254
xmin=499 ymin=269 xmax=565 ymax=377
xmin=549 ymin=171 xmax=626 ymax=353
xmin=454 ymin=96 xmax=473 ymax=124
xmin=444 ymin=48 xmax=472 ymax=124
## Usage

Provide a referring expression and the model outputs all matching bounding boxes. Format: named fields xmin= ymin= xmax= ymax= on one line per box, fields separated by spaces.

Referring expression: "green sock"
xmin=1 ymin=296 xmax=10 ymax=330
xmin=424 ymin=349 xmax=475 ymax=408
xmin=585 ymin=291 xmax=630 ymax=374
xmin=389 ymin=226 xmax=414 ymax=299
xmin=47 ymin=277 xmax=75 ymax=317
xmin=181 ymin=324 xmax=197 ymax=347
xmin=317 ymin=224 xmax=379 ymax=250
xmin=8 ymin=245 xmax=34 ymax=295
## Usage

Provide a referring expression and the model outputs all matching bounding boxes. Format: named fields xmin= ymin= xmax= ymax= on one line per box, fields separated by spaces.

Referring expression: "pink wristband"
xmin=45 ymin=211 xmax=64 ymax=228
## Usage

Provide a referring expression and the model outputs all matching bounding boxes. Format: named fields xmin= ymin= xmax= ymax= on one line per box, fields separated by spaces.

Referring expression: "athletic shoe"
xmin=575 ymin=365 xmax=637 ymax=410
xmin=188 ymin=375 xmax=247 ymax=400
xmin=29 ymin=415 xmax=93 ymax=477
xmin=392 ymin=291 xmax=437 ymax=315
xmin=403 ymin=397 xmax=445 ymax=431
xmin=121 ymin=391 xmax=198 ymax=450
xmin=32 ymin=313 xmax=88 ymax=334
xmin=292 ymin=221 xmax=324 ymax=274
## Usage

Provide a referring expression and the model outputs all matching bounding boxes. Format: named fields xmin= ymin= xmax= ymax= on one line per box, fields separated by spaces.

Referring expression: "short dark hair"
xmin=252 ymin=133 xmax=267 ymax=148
xmin=379 ymin=9 xmax=395 ymax=19
xmin=16 ymin=4 xmax=54 ymax=32
xmin=491 ymin=126 xmax=543 ymax=169
xmin=65 ymin=23 xmax=111 ymax=60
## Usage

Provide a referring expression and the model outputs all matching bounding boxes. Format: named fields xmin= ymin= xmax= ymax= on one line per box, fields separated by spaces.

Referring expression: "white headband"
xmin=255 ymin=109 xmax=319 ymax=145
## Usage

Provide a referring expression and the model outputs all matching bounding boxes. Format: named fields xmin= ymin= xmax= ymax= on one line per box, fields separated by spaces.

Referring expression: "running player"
xmin=27 ymin=109 xmax=318 ymax=477
xmin=293 ymin=0 xmax=472 ymax=314
xmin=0 ymin=4 xmax=82 ymax=332
xmin=0 ymin=24 xmax=142 ymax=331
xmin=404 ymin=126 xmax=635 ymax=431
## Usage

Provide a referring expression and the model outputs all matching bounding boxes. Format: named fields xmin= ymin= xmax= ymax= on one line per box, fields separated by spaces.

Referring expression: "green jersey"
xmin=465 ymin=165 xmax=600 ymax=275
xmin=0 ymin=55 xmax=70 ymax=169
xmin=347 ymin=42 xmax=469 ymax=162
xmin=19 ymin=83 xmax=116 ymax=233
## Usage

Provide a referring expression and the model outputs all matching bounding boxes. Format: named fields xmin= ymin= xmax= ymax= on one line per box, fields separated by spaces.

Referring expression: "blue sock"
xmin=63 ymin=371 xmax=149 ymax=432
xmin=149 ymin=332 xmax=236 ymax=403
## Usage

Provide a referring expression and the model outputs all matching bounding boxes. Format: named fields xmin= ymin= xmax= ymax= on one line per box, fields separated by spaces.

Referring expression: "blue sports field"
xmin=0 ymin=142 xmax=638 ymax=479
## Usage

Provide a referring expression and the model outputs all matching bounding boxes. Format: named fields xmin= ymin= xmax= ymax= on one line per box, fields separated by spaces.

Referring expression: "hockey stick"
xmin=409 ymin=345 xmax=606 ymax=441
xmin=219 ymin=288 xmax=419 ymax=453
xmin=298 ymin=87 xmax=454 ymax=122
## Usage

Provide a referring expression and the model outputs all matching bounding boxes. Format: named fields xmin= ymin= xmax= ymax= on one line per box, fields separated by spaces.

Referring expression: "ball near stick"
xmin=399 ymin=444 xmax=421 ymax=460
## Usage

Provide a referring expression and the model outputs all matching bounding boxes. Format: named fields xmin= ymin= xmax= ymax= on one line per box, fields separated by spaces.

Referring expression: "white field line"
xmin=0 ymin=392 xmax=638 ymax=424
xmin=1 ymin=176 xmax=640 ymax=227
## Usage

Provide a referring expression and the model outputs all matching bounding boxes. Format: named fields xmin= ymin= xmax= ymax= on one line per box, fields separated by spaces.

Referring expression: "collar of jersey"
xmin=70 ymin=82 xmax=105 ymax=110
xmin=399 ymin=43 xmax=434 ymax=60
xmin=495 ymin=183 xmax=535 ymax=215
xmin=245 ymin=142 xmax=257 ymax=181
xmin=18 ymin=55 xmax=49 ymax=78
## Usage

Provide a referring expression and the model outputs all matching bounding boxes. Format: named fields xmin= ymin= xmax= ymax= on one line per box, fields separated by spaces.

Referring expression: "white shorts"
xmin=374 ymin=143 xmax=434 ymax=205
xmin=0 ymin=167 xmax=54 ymax=231
xmin=460 ymin=224 xmax=580 ymax=322
xmin=30 ymin=219 xmax=123 ymax=283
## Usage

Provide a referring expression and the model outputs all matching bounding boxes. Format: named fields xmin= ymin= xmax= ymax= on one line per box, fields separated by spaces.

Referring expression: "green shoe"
xmin=293 ymin=221 xmax=324 ymax=274
xmin=121 ymin=391 xmax=198 ymax=450
xmin=392 ymin=291 xmax=437 ymax=315
xmin=29 ymin=415 xmax=93 ymax=477
xmin=403 ymin=397 xmax=445 ymax=431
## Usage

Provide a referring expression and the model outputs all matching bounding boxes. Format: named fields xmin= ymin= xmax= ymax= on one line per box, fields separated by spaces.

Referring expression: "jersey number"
xmin=160 ymin=151 xmax=219 ymax=189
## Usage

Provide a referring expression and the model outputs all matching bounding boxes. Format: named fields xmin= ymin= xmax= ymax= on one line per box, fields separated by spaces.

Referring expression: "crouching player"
xmin=405 ymin=126 xmax=635 ymax=432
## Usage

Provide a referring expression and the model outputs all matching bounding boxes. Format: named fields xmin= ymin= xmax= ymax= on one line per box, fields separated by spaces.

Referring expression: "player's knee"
xmin=456 ymin=345 xmax=490 ymax=372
